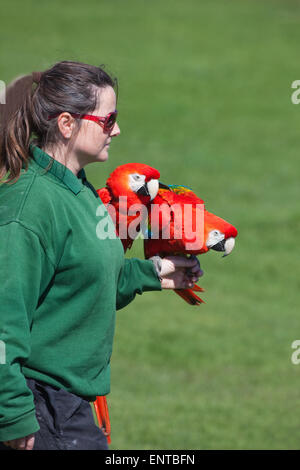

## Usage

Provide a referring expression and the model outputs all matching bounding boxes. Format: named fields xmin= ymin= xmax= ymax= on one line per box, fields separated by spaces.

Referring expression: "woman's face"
xmin=72 ymin=85 xmax=120 ymax=164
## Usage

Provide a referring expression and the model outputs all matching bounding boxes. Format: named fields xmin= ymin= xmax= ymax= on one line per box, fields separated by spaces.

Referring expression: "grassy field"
xmin=1 ymin=0 xmax=300 ymax=449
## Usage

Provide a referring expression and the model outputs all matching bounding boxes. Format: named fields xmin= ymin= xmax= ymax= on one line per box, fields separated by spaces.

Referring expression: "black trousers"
xmin=0 ymin=378 xmax=109 ymax=450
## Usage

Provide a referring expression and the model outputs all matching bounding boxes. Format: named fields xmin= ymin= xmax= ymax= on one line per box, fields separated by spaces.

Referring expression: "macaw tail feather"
xmin=174 ymin=285 xmax=205 ymax=305
xmin=191 ymin=284 xmax=205 ymax=293
xmin=93 ymin=396 xmax=111 ymax=444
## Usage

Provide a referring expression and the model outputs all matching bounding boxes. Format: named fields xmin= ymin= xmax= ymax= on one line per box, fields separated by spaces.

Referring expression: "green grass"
xmin=2 ymin=0 xmax=300 ymax=449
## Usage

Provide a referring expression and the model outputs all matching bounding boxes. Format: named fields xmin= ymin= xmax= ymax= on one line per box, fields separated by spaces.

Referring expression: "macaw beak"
xmin=137 ymin=179 xmax=159 ymax=200
xmin=211 ymin=237 xmax=236 ymax=257
xmin=137 ymin=184 xmax=150 ymax=197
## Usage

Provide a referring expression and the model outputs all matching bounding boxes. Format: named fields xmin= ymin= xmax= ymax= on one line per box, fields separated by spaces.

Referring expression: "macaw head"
xmin=204 ymin=210 xmax=238 ymax=256
xmin=106 ymin=163 xmax=160 ymax=206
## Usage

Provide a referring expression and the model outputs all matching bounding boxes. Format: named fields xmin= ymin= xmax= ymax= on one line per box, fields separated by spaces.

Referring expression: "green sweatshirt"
xmin=0 ymin=145 xmax=161 ymax=441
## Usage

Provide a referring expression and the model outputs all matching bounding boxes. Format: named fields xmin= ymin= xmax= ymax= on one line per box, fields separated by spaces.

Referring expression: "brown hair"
xmin=0 ymin=61 xmax=117 ymax=183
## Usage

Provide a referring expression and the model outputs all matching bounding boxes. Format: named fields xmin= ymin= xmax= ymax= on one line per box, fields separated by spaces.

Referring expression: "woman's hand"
xmin=158 ymin=255 xmax=203 ymax=289
xmin=3 ymin=434 xmax=35 ymax=450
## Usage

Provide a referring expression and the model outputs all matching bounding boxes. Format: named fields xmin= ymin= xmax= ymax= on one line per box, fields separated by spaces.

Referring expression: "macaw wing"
xmin=96 ymin=187 xmax=112 ymax=206
xmin=97 ymin=186 xmax=133 ymax=253
xmin=168 ymin=185 xmax=205 ymax=204
xmin=167 ymin=184 xmax=196 ymax=196
xmin=158 ymin=184 xmax=204 ymax=205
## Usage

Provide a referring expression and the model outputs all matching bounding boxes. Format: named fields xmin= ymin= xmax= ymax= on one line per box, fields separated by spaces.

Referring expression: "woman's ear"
xmin=57 ymin=112 xmax=76 ymax=139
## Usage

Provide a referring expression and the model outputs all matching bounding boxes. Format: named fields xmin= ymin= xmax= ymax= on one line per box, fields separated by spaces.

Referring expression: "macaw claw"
xmin=174 ymin=285 xmax=205 ymax=306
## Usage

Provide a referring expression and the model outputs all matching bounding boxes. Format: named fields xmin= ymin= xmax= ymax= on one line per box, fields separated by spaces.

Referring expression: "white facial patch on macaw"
xmin=206 ymin=229 xmax=225 ymax=248
xmin=129 ymin=173 xmax=146 ymax=193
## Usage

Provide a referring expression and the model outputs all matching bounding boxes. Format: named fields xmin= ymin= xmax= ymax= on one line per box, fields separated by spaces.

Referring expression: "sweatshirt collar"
xmin=29 ymin=144 xmax=86 ymax=195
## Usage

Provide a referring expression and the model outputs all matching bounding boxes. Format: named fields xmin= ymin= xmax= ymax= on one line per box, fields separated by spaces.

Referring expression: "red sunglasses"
xmin=48 ymin=110 xmax=118 ymax=133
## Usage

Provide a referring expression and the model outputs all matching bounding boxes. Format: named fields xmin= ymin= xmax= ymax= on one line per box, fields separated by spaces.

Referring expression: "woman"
xmin=0 ymin=61 xmax=202 ymax=450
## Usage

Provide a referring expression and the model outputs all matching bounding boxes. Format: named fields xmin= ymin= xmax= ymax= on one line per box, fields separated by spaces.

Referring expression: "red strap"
xmin=93 ymin=396 xmax=111 ymax=445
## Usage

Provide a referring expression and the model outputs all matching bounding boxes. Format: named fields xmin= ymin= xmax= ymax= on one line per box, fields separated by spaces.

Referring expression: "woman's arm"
xmin=116 ymin=258 xmax=162 ymax=310
xmin=116 ymin=255 xmax=202 ymax=310
xmin=0 ymin=221 xmax=53 ymax=445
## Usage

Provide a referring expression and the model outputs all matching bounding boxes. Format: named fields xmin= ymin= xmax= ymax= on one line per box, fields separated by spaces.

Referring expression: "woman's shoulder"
xmin=0 ymin=167 xmax=71 ymax=249
xmin=0 ymin=168 xmax=72 ymax=264
xmin=0 ymin=168 xmax=56 ymax=222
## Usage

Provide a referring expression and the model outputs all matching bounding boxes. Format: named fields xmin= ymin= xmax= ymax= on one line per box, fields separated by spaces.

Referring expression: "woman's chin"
xmin=97 ymin=149 xmax=109 ymax=162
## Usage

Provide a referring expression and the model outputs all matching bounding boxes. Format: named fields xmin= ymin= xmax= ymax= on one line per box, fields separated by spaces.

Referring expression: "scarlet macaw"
xmin=143 ymin=183 xmax=238 ymax=305
xmin=96 ymin=162 xmax=160 ymax=251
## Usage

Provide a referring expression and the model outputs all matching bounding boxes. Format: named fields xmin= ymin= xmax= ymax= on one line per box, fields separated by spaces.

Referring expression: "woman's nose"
xmin=111 ymin=122 xmax=120 ymax=137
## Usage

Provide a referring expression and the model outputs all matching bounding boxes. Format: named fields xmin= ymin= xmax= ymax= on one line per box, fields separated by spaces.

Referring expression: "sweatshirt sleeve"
xmin=0 ymin=221 xmax=53 ymax=441
xmin=116 ymin=258 xmax=162 ymax=310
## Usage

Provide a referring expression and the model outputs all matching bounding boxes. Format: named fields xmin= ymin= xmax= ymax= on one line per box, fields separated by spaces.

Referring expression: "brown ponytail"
xmin=0 ymin=74 xmax=36 ymax=183
xmin=0 ymin=61 xmax=117 ymax=184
